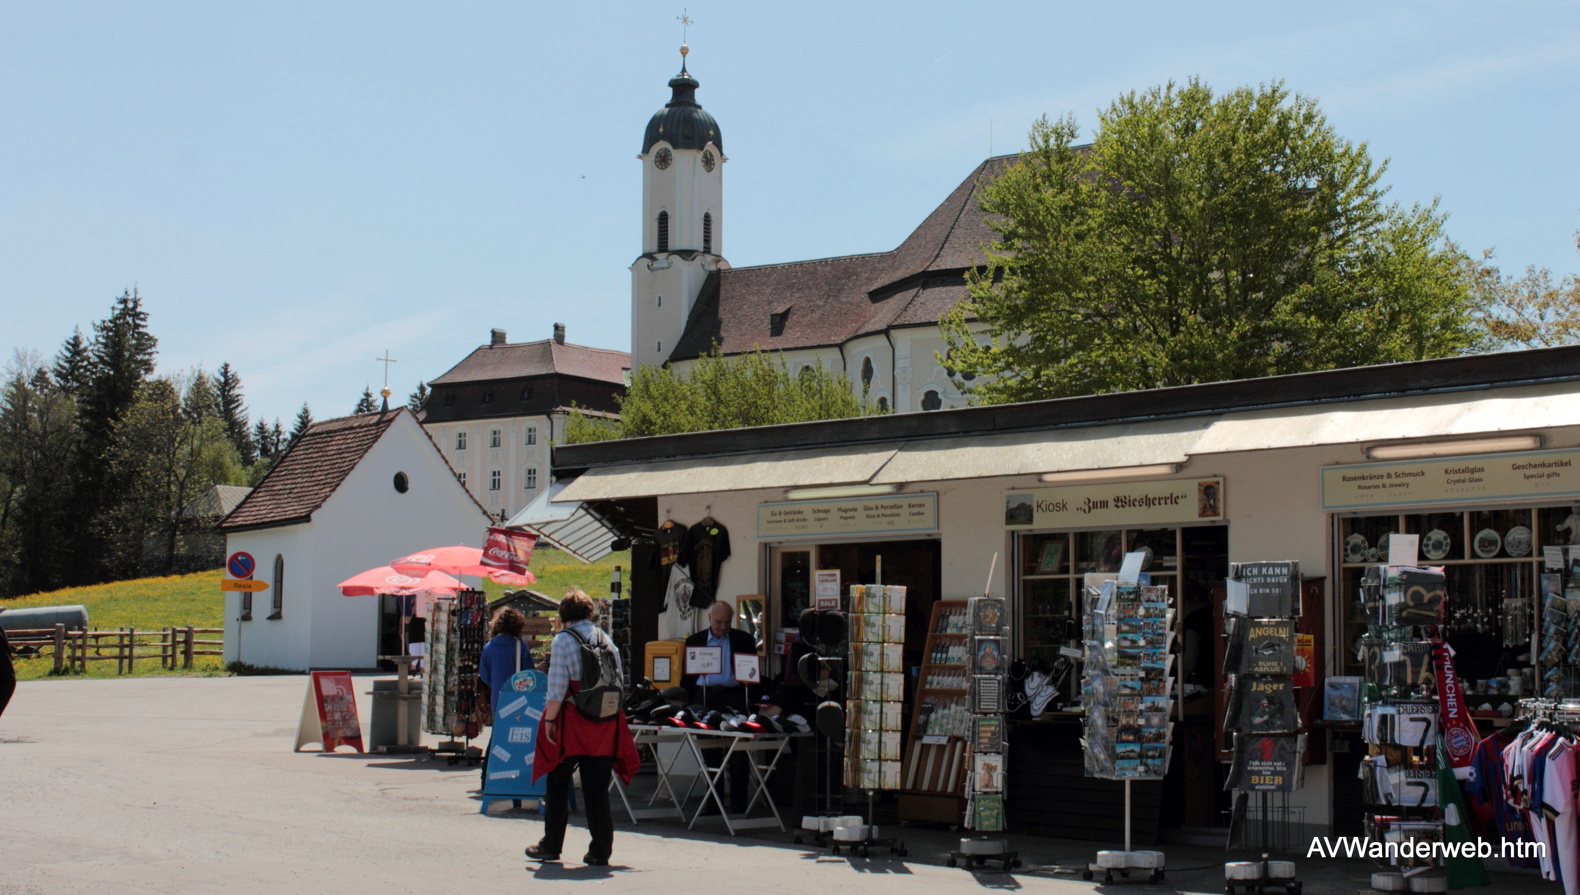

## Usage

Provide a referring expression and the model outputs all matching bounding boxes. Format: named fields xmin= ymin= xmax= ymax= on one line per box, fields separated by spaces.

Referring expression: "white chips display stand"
xmin=1079 ymin=558 xmax=1173 ymax=885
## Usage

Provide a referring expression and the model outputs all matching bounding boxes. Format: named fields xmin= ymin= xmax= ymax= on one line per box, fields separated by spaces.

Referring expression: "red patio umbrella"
xmin=390 ymin=546 xmax=491 ymax=578
xmin=337 ymin=566 xmax=462 ymax=597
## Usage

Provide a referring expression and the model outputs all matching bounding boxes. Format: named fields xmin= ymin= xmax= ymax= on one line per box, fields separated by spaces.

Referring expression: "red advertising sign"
xmin=1294 ymin=634 xmax=1316 ymax=688
xmin=293 ymin=671 xmax=365 ymax=753
xmin=481 ymin=527 xmax=538 ymax=576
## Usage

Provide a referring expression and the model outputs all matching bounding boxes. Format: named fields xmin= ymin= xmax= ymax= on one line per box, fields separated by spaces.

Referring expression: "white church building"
xmin=631 ymin=45 xmax=996 ymax=413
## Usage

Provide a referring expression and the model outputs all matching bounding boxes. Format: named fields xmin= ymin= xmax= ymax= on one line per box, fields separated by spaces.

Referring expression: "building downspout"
xmin=882 ymin=328 xmax=897 ymax=410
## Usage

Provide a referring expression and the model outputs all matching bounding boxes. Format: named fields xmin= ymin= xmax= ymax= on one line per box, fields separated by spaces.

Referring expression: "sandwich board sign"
xmin=294 ymin=671 xmax=365 ymax=753
xmin=480 ymin=668 xmax=548 ymax=813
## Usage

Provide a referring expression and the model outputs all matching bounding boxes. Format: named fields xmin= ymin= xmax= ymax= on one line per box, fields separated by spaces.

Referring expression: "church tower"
xmin=631 ymin=44 xmax=725 ymax=370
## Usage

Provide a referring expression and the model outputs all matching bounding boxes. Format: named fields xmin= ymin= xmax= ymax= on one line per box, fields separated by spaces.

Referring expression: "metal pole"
xmin=1124 ymin=779 xmax=1132 ymax=853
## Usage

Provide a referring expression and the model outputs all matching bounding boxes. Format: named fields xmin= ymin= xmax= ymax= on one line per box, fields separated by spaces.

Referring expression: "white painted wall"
xmin=424 ymin=412 xmax=557 ymax=522
xmin=226 ymin=413 xmax=492 ymax=671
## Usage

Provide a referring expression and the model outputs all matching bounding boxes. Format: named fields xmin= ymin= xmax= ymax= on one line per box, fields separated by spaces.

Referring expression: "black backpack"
xmin=564 ymin=626 xmax=624 ymax=721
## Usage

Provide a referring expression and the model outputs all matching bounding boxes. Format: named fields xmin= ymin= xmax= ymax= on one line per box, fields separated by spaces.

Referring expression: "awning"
xmin=871 ymin=416 xmax=1215 ymax=484
xmin=505 ymin=481 xmax=621 ymax=563
xmin=1190 ymin=380 xmax=1575 ymax=456
xmin=553 ymin=442 xmax=905 ymax=503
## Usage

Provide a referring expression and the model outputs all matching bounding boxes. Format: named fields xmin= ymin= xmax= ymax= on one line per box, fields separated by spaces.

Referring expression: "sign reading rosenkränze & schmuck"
xmin=1321 ymin=448 xmax=1580 ymax=510
xmin=1004 ymin=478 xmax=1224 ymax=529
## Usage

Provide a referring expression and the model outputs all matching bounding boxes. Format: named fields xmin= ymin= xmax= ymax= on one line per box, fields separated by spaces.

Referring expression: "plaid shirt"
xmin=545 ymin=620 xmax=619 ymax=702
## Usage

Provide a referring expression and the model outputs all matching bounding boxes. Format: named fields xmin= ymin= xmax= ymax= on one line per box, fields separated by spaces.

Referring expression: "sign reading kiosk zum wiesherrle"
xmin=1321 ymin=447 xmax=1580 ymax=510
xmin=1004 ymin=477 xmax=1224 ymax=529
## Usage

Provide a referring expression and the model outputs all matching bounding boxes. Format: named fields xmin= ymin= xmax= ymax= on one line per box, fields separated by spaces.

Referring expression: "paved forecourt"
xmin=0 ymin=675 xmax=1066 ymax=894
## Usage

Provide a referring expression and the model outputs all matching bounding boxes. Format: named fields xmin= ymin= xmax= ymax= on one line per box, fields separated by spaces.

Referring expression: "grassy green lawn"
xmin=1 ymin=547 xmax=629 ymax=682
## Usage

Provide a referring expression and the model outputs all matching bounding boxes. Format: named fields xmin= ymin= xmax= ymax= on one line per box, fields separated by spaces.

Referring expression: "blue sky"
xmin=3 ymin=1 xmax=1576 ymax=428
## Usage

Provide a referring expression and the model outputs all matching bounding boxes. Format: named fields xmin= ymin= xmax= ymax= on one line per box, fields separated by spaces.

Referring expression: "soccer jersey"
xmin=1542 ymin=740 xmax=1577 ymax=895
xmin=1470 ymin=732 xmax=1540 ymax=868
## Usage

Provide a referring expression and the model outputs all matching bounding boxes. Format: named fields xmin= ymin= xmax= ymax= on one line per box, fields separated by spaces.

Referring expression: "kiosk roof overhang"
xmin=550 ymin=346 xmax=1580 ymax=502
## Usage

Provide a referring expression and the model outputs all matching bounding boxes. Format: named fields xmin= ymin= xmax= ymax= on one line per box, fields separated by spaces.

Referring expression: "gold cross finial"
xmin=677 ymin=10 xmax=692 ymax=49
xmin=375 ymin=349 xmax=398 ymax=392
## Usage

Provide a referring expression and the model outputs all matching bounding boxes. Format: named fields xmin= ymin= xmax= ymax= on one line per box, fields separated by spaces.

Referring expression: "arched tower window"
xmin=860 ymin=357 xmax=874 ymax=390
xmin=703 ymin=213 xmax=713 ymax=254
xmin=657 ymin=211 xmax=669 ymax=253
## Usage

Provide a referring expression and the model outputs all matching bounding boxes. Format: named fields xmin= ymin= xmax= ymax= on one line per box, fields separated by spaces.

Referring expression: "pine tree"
xmin=52 ymin=327 xmax=90 ymax=395
xmin=214 ymin=362 xmax=256 ymax=465
xmin=270 ymin=419 xmax=285 ymax=455
xmin=251 ymin=419 xmax=273 ymax=460
xmin=71 ymin=288 xmax=159 ymax=583
xmin=407 ymin=382 xmax=429 ymax=413
xmin=289 ymin=404 xmax=313 ymax=445
xmin=353 ymin=385 xmax=378 ymax=414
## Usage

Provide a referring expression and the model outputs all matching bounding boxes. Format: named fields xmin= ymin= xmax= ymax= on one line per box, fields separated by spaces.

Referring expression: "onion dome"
xmin=642 ymin=47 xmax=722 ymax=154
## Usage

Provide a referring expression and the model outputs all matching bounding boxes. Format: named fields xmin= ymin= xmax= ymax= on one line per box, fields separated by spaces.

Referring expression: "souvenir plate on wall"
xmin=1344 ymin=533 xmax=1369 ymax=564
xmin=1505 ymin=526 xmax=1532 ymax=558
xmin=1473 ymin=528 xmax=1502 ymax=559
xmin=1421 ymin=529 xmax=1451 ymax=561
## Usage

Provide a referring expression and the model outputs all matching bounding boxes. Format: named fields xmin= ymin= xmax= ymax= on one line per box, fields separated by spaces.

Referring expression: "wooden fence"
xmin=6 ymin=625 xmax=224 ymax=675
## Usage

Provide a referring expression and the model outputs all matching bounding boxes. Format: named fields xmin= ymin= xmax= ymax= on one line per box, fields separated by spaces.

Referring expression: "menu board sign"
xmin=293 ymin=671 xmax=365 ymax=753
xmin=1321 ymin=448 xmax=1580 ymax=510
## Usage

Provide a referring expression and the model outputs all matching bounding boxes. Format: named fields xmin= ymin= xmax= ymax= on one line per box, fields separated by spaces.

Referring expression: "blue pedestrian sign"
xmin=227 ymin=551 xmax=256 ymax=579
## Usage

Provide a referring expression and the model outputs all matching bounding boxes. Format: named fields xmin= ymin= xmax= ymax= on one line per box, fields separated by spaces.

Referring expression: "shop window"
xmin=525 ymin=426 xmax=537 ymax=446
xmin=1016 ymin=525 xmax=1225 ymax=708
xmin=456 ymin=432 xmax=467 ymax=451
xmin=1336 ymin=507 xmax=1547 ymax=689
xmin=489 ymin=470 xmax=501 ymax=491
xmin=525 ymin=467 xmax=538 ymax=490
xmin=269 ymin=554 xmax=284 ymax=620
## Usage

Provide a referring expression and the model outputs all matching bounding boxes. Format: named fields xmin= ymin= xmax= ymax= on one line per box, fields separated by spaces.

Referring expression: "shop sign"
xmin=757 ymin=492 xmax=938 ymax=540
xmin=1320 ymin=448 xmax=1580 ymax=510
xmin=1003 ymin=478 xmax=1224 ymax=529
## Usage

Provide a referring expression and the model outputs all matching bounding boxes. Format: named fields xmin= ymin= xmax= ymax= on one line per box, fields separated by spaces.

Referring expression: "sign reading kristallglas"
xmin=1004 ymin=478 xmax=1224 ymax=529
xmin=1321 ymin=448 xmax=1580 ymax=510
xmin=758 ymin=492 xmax=938 ymax=540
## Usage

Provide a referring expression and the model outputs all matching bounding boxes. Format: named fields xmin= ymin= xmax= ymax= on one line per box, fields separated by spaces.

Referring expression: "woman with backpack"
xmin=527 ymin=589 xmax=639 ymax=867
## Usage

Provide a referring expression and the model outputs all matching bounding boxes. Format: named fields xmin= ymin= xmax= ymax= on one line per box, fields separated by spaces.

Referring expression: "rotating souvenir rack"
xmin=1079 ymin=564 xmax=1175 ymax=885
xmin=422 ymin=589 xmax=489 ymax=763
xmin=947 ymin=595 xmax=1022 ymax=872
xmin=1354 ymin=565 xmax=1453 ymax=893
xmin=1221 ymin=561 xmax=1305 ymax=894
xmin=828 ymin=583 xmax=908 ymax=859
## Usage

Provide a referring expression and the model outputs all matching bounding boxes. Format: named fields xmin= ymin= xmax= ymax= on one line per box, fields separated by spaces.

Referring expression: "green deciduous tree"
xmin=564 ymin=348 xmax=881 ymax=443
xmin=1466 ymin=233 xmax=1580 ymax=349
xmin=102 ymin=374 xmax=244 ymax=576
xmin=941 ymin=79 xmax=1482 ymax=403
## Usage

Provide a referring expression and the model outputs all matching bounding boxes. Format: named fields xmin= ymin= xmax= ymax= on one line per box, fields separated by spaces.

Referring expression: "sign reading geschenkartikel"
xmin=1005 ymin=478 xmax=1224 ymax=529
xmin=1322 ymin=448 xmax=1580 ymax=510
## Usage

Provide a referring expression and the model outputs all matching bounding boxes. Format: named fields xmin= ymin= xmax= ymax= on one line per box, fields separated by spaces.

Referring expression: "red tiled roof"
xmin=218 ymin=410 xmax=402 ymax=531
xmin=670 ymin=155 xmax=1020 ymax=360
xmin=431 ymin=340 xmax=630 ymax=387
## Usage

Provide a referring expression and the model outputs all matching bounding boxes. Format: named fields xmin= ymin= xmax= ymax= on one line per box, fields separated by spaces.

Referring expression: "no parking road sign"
xmin=227 ymin=551 xmax=256 ymax=579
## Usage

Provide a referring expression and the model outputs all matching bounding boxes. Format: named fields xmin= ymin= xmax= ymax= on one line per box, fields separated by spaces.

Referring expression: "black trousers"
xmin=0 ymin=632 xmax=14 ymax=719
xmin=541 ymin=754 xmax=615 ymax=860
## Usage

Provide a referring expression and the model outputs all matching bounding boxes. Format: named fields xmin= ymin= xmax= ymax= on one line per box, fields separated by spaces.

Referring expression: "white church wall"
xmin=223 ymin=525 xmax=315 ymax=671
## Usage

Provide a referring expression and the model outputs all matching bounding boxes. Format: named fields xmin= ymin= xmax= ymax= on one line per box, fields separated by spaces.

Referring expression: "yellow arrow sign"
xmin=221 ymin=579 xmax=270 ymax=592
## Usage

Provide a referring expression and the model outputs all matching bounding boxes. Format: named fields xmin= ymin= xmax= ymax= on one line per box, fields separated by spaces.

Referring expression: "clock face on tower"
xmin=654 ymin=148 xmax=672 ymax=170
xmin=701 ymin=149 xmax=716 ymax=172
